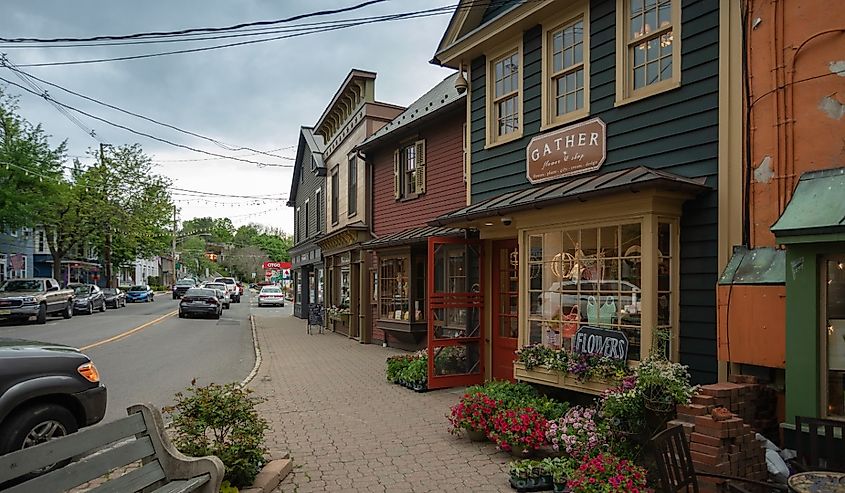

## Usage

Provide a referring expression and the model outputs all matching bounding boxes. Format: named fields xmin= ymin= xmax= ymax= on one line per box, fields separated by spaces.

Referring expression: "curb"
xmin=239 ymin=454 xmax=293 ymax=493
xmin=239 ymin=314 xmax=262 ymax=388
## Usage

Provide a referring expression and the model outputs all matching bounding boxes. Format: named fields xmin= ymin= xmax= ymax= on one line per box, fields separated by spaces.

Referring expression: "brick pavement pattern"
xmin=249 ymin=314 xmax=512 ymax=493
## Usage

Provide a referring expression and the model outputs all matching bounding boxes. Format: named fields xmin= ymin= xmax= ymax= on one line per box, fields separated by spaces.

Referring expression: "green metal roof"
xmin=771 ymin=167 xmax=845 ymax=241
xmin=718 ymin=246 xmax=785 ymax=285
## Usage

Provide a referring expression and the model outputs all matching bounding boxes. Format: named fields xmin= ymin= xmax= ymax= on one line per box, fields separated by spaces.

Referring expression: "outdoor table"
xmin=788 ymin=471 xmax=845 ymax=493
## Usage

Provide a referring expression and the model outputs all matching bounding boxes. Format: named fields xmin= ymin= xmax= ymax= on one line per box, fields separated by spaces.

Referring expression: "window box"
xmin=513 ymin=362 xmax=618 ymax=395
xmin=328 ymin=312 xmax=350 ymax=323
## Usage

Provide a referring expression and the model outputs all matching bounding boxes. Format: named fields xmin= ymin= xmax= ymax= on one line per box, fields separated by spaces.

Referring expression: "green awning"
xmin=718 ymin=246 xmax=785 ymax=285
xmin=772 ymin=167 xmax=845 ymax=243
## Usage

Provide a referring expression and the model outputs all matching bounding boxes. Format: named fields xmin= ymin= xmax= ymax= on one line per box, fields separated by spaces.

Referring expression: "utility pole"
xmin=100 ymin=143 xmax=113 ymax=288
xmin=171 ymin=205 xmax=178 ymax=286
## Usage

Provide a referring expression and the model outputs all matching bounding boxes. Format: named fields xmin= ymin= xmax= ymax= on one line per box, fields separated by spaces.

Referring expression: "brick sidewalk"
xmin=249 ymin=314 xmax=511 ymax=493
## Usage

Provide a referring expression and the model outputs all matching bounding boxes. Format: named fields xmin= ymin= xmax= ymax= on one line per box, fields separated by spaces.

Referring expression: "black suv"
xmin=0 ymin=338 xmax=107 ymax=458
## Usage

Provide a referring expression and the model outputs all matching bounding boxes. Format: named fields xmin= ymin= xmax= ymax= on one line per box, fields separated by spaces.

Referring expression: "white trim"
xmin=541 ymin=3 xmax=591 ymax=129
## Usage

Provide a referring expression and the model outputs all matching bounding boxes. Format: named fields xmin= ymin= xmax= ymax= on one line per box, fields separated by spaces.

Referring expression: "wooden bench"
xmin=0 ymin=403 xmax=224 ymax=493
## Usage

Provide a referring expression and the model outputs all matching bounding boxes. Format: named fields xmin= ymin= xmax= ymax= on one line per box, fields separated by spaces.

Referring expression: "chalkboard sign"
xmin=308 ymin=304 xmax=324 ymax=327
xmin=573 ymin=325 xmax=629 ymax=361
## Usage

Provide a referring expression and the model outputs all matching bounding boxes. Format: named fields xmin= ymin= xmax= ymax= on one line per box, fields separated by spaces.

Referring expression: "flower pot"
xmin=466 ymin=429 xmax=486 ymax=442
xmin=509 ymin=475 xmax=552 ymax=492
xmin=552 ymin=482 xmax=569 ymax=493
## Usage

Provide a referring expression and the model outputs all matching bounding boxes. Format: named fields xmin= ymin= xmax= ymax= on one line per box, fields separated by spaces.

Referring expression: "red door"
xmin=427 ymin=237 xmax=484 ymax=389
xmin=492 ymin=240 xmax=519 ymax=382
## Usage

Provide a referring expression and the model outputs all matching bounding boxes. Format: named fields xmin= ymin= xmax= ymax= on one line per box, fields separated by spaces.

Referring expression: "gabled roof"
xmin=287 ymin=127 xmax=325 ymax=207
xmin=429 ymin=166 xmax=709 ymax=226
xmin=358 ymin=72 xmax=465 ymax=151
xmin=432 ymin=0 xmax=525 ymax=66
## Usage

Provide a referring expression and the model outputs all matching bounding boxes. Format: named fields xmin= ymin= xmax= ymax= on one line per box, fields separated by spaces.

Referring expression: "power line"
xmin=0 ymin=0 xmax=390 ymax=43
xmin=5 ymin=3 xmax=481 ymax=68
xmin=0 ymin=75 xmax=293 ymax=167
xmin=1 ymin=57 xmax=294 ymax=160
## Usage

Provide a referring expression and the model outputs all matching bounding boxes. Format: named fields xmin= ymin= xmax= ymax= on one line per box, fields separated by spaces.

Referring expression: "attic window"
xmin=310 ymin=156 xmax=318 ymax=171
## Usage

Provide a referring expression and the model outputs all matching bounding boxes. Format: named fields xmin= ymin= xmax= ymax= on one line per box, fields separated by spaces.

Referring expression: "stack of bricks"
xmin=667 ymin=383 xmax=769 ymax=493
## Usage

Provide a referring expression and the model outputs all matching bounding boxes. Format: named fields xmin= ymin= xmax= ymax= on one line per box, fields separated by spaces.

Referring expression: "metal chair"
xmin=652 ymin=425 xmax=787 ymax=493
xmin=792 ymin=416 xmax=845 ymax=472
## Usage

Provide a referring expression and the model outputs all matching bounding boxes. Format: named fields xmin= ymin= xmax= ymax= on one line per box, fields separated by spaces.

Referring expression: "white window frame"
xmin=542 ymin=5 xmax=590 ymax=129
xmin=486 ymin=40 xmax=523 ymax=148
xmin=295 ymin=207 xmax=301 ymax=242
xmin=315 ymin=188 xmax=322 ymax=234
xmin=304 ymin=199 xmax=310 ymax=238
xmin=615 ymin=0 xmax=681 ymax=106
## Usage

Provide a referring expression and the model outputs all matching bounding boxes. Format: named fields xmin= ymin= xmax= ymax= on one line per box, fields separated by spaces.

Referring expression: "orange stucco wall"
xmin=747 ymin=1 xmax=845 ymax=247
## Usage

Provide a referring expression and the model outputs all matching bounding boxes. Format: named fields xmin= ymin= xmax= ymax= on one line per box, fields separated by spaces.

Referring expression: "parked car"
xmin=102 ymin=287 xmax=126 ymax=308
xmin=0 ymin=278 xmax=74 ymax=324
xmin=178 ymin=288 xmax=223 ymax=319
xmin=202 ymin=282 xmax=230 ymax=309
xmin=236 ymin=281 xmax=245 ymax=296
xmin=171 ymin=278 xmax=197 ymax=299
xmin=257 ymin=286 xmax=286 ymax=307
xmin=212 ymin=277 xmax=240 ymax=303
xmin=125 ymin=285 xmax=154 ymax=303
xmin=0 ymin=338 xmax=107 ymax=468
xmin=69 ymin=284 xmax=106 ymax=315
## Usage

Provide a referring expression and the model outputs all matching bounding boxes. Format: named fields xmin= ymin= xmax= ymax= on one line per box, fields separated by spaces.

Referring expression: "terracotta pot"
xmin=465 ymin=429 xmax=486 ymax=442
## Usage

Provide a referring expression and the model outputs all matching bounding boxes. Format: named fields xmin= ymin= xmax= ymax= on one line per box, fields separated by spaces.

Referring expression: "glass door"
xmin=427 ymin=237 xmax=483 ymax=389
xmin=492 ymin=240 xmax=519 ymax=382
xmin=824 ymin=257 xmax=845 ymax=419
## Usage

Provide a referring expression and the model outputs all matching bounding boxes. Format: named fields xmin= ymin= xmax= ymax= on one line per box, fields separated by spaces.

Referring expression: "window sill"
xmin=614 ymin=79 xmax=681 ymax=108
xmin=398 ymin=193 xmax=420 ymax=202
xmin=539 ymin=110 xmax=591 ymax=133
xmin=484 ymin=130 xmax=523 ymax=150
xmin=348 ymin=212 xmax=358 ymax=219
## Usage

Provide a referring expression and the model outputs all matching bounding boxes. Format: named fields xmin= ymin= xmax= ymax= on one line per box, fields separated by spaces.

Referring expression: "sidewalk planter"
xmin=513 ymin=363 xmax=617 ymax=395
xmin=509 ymin=475 xmax=552 ymax=492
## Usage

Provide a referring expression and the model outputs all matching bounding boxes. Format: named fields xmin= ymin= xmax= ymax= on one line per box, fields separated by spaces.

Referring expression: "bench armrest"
xmin=128 ymin=404 xmax=225 ymax=493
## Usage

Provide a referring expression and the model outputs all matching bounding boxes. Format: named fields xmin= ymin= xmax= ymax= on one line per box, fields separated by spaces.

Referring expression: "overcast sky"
xmin=0 ymin=0 xmax=455 ymax=234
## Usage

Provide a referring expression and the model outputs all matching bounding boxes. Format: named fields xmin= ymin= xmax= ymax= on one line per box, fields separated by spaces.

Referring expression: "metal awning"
xmin=429 ymin=166 xmax=709 ymax=226
xmin=362 ymin=226 xmax=464 ymax=249
xmin=718 ymin=246 xmax=785 ymax=285
xmin=771 ymin=167 xmax=845 ymax=243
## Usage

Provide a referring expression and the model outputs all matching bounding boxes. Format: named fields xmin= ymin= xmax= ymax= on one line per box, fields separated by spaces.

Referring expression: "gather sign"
xmin=525 ymin=117 xmax=607 ymax=184
xmin=572 ymin=325 xmax=629 ymax=361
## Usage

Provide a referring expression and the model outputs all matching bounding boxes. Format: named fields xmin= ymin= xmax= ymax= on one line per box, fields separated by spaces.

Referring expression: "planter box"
xmin=329 ymin=313 xmax=350 ymax=322
xmin=513 ymin=363 xmax=617 ymax=395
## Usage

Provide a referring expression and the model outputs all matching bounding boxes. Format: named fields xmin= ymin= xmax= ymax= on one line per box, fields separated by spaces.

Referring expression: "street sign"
xmin=251 ymin=272 xmax=256 ymax=278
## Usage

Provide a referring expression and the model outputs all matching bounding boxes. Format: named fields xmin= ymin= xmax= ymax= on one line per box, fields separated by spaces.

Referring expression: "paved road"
xmin=0 ymin=290 xmax=266 ymax=422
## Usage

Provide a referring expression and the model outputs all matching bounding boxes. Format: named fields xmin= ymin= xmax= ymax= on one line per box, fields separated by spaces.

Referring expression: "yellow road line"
xmin=80 ymin=310 xmax=177 ymax=351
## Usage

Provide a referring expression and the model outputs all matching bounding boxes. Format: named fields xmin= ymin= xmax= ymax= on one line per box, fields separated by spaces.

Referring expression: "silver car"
xmin=202 ymin=282 xmax=230 ymax=309
xmin=257 ymin=286 xmax=285 ymax=307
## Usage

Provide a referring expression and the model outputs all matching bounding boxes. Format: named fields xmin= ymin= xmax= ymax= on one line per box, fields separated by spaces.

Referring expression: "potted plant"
xmin=545 ymin=406 xmax=608 ymax=460
xmin=490 ymin=407 xmax=548 ymax=458
xmin=448 ymin=392 xmax=500 ymax=441
xmin=508 ymin=459 xmax=552 ymax=491
xmin=566 ymin=453 xmax=648 ymax=493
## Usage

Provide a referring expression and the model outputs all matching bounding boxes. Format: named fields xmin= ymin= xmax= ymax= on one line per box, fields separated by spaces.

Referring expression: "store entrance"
xmin=492 ymin=240 xmax=518 ymax=382
xmin=427 ymin=237 xmax=484 ymax=389
xmin=823 ymin=256 xmax=845 ymax=419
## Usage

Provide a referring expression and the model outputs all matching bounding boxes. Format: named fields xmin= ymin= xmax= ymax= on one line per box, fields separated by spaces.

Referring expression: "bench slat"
xmin=86 ymin=461 xmax=167 ymax=493
xmin=150 ymin=474 xmax=211 ymax=493
xmin=0 ymin=412 xmax=146 ymax=483
xmin=6 ymin=435 xmax=155 ymax=493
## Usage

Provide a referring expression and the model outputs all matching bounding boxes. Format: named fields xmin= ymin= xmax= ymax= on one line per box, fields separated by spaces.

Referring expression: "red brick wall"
xmin=371 ymin=111 xmax=466 ymax=237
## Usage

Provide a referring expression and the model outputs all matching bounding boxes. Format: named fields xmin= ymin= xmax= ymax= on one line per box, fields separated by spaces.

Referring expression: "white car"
xmin=212 ymin=277 xmax=241 ymax=303
xmin=257 ymin=286 xmax=286 ymax=307
xmin=202 ymin=282 xmax=231 ymax=309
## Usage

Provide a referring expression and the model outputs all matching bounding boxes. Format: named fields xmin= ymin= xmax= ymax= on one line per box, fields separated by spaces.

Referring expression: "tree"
xmin=0 ymin=90 xmax=66 ymax=231
xmin=220 ymin=246 xmax=268 ymax=281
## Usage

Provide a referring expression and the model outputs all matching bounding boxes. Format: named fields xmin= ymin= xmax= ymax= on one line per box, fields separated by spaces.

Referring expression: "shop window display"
xmin=825 ymin=258 xmax=845 ymax=418
xmin=528 ymin=223 xmax=657 ymax=360
xmin=380 ymin=256 xmax=410 ymax=321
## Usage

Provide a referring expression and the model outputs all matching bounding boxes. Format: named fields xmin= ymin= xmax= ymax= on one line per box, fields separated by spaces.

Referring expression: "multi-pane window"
xmin=825 ymin=258 xmax=845 ymax=418
xmin=331 ymin=171 xmax=339 ymax=224
xmin=37 ymin=230 xmax=45 ymax=253
xmin=625 ymin=0 xmax=677 ymax=93
xmin=295 ymin=207 xmax=301 ymax=241
xmin=304 ymin=200 xmax=310 ymax=238
xmin=492 ymin=50 xmax=520 ymax=138
xmin=380 ymin=256 xmax=409 ymax=321
xmin=315 ymin=189 xmax=322 ymax=233
xmin=550 ymin=18 xmax=586 ymax=118
xmin=402 ymin=144 xmax=417 ymax=196
xmin=348 ymin=156 xmax=357 ymax=217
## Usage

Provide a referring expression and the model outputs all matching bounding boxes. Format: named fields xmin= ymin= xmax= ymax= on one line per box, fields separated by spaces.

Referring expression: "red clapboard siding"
xmin=372 ymin=112 xmax=466 ymax=237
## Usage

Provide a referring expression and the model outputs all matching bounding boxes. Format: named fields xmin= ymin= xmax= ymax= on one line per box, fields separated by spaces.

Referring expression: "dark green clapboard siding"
xmin=467 ymin=0 xmax=720 ymax=383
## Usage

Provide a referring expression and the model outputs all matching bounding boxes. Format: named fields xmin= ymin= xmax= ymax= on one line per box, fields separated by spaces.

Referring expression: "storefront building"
xmin=288 ymin=127 xmax=327 ymax=319
xmin=711 ymin=0 xmax=845 ymax=430
xmin=427 ymin=0 xmax=722 ymax=391
xmin=358 ymin=73 xmax=468 ymax=351
xmin=313 ymin=70 xmax=404 ymax=339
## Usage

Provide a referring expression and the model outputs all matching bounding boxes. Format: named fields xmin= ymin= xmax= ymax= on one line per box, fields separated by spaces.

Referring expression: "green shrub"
xmin=464 ymin=380 xmax=569 ymax=420
xmin=386 ymin=355 xmax=411 ymax=383
xmin=164 ymin=382 xmax=269 ymax=487
xmin=400 ymin=356 xmax=428 ymax=385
